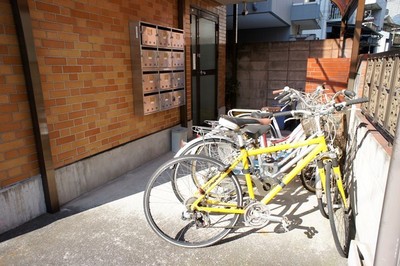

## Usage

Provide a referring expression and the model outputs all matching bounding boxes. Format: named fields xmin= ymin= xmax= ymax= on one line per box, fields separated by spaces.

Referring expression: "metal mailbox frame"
xmin=129 ymin=21 xmax=186 ymax=115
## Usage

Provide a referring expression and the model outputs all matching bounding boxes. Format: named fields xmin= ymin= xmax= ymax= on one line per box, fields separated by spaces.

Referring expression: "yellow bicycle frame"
xmin=191 ymin=133 xmax=348 ymax=214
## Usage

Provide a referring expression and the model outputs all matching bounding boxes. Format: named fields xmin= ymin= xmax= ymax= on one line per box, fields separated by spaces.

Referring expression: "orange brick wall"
xmin=0 ymin=0 xmax=226 ymax=188
xmin=0 ymin=0 xmax=40 ymax=188
xmin=305 ymin=58 xmax=351 ymax=94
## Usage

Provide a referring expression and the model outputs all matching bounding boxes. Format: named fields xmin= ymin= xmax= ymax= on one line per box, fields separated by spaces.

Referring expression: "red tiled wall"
xmin=0 ymin=0 xmax=227 ymax=188
xmin=0 ymin=0 xmax=40 ymax=188
xmin=305 ymin=58 xmax=351 ymax=94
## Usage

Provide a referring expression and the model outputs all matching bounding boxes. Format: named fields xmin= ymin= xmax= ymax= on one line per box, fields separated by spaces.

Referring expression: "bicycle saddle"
xmin=219 ymin=115 xmax=271 ymax=132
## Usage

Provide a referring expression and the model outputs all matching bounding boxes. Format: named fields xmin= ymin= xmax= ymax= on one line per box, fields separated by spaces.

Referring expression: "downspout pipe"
xmin=10 ymin=0 xmax=59 ymax=212
xmin=232 ymin=4 xmax=238 ymax=108
xmin=178 ymin=0 xmax=188 ymax=128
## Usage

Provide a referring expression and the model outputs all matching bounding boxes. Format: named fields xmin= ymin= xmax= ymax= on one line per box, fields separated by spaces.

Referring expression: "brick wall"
xmin=0 ymin=0 xmax=226 ymax=188
xmin=29 ymin=0 xmax=181 ymax=168
xmin=0 ymin=0 xmax=40 ymax=188
xmin=305 ymin=58 xmax=351 ymax=94
xmin=235 ymin=38 xmax=352 ymax=108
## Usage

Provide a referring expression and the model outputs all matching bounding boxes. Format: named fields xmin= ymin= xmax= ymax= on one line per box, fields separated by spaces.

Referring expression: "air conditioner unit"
xmin=392 ymin=32 xmax=400 ymax=45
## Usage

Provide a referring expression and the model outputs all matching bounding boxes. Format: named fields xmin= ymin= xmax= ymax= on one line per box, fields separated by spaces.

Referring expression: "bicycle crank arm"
xmin=267 ymin=215 xmax=291 ymax=232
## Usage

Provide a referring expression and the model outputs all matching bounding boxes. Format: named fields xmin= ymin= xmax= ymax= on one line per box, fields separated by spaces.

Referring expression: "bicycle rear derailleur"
xmin=181 ymin=197 xmax=211 ymax=228
xmin=244 ymin=202 xmax=290 ymax=231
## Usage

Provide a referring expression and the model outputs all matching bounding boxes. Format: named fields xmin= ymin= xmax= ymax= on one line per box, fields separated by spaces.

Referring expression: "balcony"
xmin=365 ymin=0 xmax=385 ymax=11
xmin=328 ymin=2 xmax=341 ymax=21
xmin=291 ymin=0 xmax=321 ymax=30
xmin=226 ymin=0 xmax=291 ymax=30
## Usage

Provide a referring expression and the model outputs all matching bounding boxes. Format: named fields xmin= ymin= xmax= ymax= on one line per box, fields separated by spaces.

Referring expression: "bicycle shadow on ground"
xmin=217 ymin=178 xmax=322 ymax=246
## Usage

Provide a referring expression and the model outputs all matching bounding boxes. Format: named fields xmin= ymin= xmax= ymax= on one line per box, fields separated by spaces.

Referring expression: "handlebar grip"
xmin=345 ymin=97 xmax=369 ymax=106
xmin=251 ymin=111 xmax=273 ymax=118
xmin=274 ymin=91 xmax=290 ymax=101
xmin=272 ymin=89 xmax=284 ymax=95
xmin=278 ymin=94 xmax=291 ymax=104
xmin=273 ymin=111 xmax=293 ymax=118
xmin=344 ymin=90 xmax=356 ymax=98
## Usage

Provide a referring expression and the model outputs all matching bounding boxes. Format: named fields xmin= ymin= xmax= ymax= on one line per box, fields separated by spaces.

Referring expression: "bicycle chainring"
xmin=244 ymin=202 xmax=271 ymax=228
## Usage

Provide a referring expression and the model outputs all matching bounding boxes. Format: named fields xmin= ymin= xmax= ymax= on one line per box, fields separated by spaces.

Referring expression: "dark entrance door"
xmin=190 ymin=8 xmax=218 ymax=125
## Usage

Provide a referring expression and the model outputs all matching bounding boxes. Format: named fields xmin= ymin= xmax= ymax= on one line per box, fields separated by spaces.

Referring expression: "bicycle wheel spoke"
xmin=143 ymin=155 xmax=242 ymax=248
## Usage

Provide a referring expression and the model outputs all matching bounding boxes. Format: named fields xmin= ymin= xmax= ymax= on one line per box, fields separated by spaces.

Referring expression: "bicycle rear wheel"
xmin=325 ymin=161 xmax=351 ymax=257
xmin=179 ymin=137 xmax=239 ymax=164
xmin=143 ymin=155 xmax=243 ymax=248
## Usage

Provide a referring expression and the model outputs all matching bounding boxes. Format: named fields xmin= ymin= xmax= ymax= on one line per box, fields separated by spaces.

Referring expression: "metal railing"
xmin=361 ymin=51 xmax=400 ymax=143
xmin=328 ymin=2 xmax=341 ymax=20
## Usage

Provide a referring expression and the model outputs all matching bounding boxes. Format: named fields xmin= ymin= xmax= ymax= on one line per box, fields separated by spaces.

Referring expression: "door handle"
xmin=200 ymin=70 xmax=206 ymax=75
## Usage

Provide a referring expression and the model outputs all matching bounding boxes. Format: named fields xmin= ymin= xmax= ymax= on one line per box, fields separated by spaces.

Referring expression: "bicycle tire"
xmin=178 ymin=137 xmax=240 ymax=164
xmin=299 ymin=165 xmax=316 ymax=193
xmin=317 ymin=197 xmax=329 ymax=219
xmin=143 ymin=155 xmax=243 ymax=248
xmin=325 ymin=161 xmax=351 ymax=257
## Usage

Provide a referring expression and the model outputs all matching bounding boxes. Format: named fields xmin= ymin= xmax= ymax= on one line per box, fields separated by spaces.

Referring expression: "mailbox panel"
xmin=159 ymin=72 xmax=173 ymax=90
xmin=171 ymin=31 xmax=184 ymax=49
xmin=142 ymin=73 xmax=159 ymax=93
xmin=130 ymin=21 xmax=185 ymax=115
xmin=141 ymin=50 xmax=158 ymax=69
xmin=160 ymin=92 xmax=173 ymax=110
xmin=141 ymin=26 xmax=157 ymax=46
xmin=158 ymin=29 xmax=171 ymax=48
xmin=173 ymin=72 xmax=185 ymax=88
xmin=172 ymin=52 xmax=185 ymax=69
xmin=172 ymin=90 xmax=185 ymax=106
xmin=158 ymin=51 xmax=172 ymax=68
xmin=143 ymin=95 xmax=160 ymax=114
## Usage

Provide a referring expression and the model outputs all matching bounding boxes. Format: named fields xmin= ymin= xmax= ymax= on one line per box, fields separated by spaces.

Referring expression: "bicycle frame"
xmin=191 ymin=133 xmax=347 ymax=214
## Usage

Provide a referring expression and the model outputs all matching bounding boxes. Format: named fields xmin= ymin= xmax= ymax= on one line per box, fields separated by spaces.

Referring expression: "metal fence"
xmin=361 ymin=51 xmax=400 ymax=142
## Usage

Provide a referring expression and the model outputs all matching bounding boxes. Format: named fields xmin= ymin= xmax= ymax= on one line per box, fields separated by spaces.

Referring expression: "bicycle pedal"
xmin=281 ymin=216 xmax=291 ymax=232
xmin=181 ymin=211 xmax=192 ymax=220
xmin=269 ymin=215 xmax=291 ymax=232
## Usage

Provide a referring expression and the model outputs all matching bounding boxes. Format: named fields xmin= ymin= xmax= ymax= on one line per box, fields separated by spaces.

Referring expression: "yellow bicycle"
xmin=143 ymin=97 xmax=368 ymax=257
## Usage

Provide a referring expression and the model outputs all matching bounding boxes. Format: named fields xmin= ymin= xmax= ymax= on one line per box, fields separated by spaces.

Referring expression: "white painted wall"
xmin=347 ymin=111 xmax=391 ymax=264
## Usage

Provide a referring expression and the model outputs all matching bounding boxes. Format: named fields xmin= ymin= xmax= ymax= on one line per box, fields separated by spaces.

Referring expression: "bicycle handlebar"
xmin=272 ymin=89 xmax=284 ymax=95
xmin=272 ymin=97 xmax=369 ymax=118
xmin=272 ymin=111 xmax=296 ymax=118
xmin=345 ymin=97 xmax=369 ymax=105
xmin=344 ymin=90 xmax=356 ymax=98
xmin=274 ymin=91 xmax=290 ymax=101
xmin=251 ymin=111 xmax=273 ymax=118
xmin=333 ymin=97 xmax=369 ymax=111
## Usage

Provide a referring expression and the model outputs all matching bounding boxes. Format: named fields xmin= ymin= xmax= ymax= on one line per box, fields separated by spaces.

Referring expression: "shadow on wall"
xmin=226 ymin=39 xmax=352 ymax=110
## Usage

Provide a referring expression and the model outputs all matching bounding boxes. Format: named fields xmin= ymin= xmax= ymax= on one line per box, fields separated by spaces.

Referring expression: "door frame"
xmin=190 ymin=7 xmax=219 ymax=125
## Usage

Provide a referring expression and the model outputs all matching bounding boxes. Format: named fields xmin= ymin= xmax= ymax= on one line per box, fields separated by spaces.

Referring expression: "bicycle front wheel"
xmin=325 ymin=161 xmax=351 ymax=257
xmin=300 ymin=164 xmax=317 ymax=193
xmin=143 ymin=155 xmax=243 ymax=248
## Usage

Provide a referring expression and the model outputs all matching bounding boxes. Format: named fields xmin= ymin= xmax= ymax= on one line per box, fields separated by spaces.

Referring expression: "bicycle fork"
xmin=315 ymin=156 xmax=348 ymax=209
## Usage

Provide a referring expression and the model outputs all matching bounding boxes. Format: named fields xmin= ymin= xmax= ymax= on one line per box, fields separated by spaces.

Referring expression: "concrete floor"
xmin=0 ymin=152 xmax=347 ymax=265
